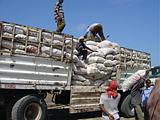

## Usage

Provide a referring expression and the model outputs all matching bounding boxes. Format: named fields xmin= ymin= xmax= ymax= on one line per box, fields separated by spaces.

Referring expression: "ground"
xmin=47 ymin=109 xmax=135 ymax=120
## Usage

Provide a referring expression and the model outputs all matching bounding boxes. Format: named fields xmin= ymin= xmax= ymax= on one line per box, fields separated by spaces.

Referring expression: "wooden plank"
xmin=0 ymin=22 xmax=2 ymax=52
xmin=61 ymin=35 xmax=65 ymax=62
xmin=69 ymin=86 xmax=104 ymax=113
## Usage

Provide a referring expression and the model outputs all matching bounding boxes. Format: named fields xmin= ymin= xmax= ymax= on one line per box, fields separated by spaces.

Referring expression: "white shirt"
xmin=100 ymin=93 xmax=121 ymax=120
xmin=87 ymin=23 xmax=100 ymax=32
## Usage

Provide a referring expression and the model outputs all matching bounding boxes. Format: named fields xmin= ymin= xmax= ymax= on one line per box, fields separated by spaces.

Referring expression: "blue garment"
xmin=142 ymin=86 xmax=154 ymax=107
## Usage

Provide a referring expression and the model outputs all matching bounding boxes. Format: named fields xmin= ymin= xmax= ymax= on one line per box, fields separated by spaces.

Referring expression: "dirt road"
xmin=47 ymin=109 xmax=135 ymax=120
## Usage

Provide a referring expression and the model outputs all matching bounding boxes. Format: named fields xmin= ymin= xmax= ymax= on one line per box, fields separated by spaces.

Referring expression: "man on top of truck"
xmin=54 ymin=0 xmax=65 ymax=32
xmin=84 ymin=23 xmax=106 ymax=42
xmin=76 ymin=36 xmax=94 ymax=61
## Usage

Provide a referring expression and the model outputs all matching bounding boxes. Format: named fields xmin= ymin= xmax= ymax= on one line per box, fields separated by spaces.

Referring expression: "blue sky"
xmin=0 ymin=0 xmax=159 ymax=66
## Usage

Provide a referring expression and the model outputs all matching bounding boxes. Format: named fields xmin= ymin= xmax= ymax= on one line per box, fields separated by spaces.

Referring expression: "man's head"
xmin=146 ymin=79 xmax=152 ymax=87
xmin=106 ymin=80 xmax=118 ymax=98
xmin=79 ymin=36 xmax=85 ymax=43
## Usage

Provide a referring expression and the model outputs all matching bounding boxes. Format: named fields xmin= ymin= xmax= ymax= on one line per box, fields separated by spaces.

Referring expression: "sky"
xmin=0 ymin=0 xmax=159 ymax=66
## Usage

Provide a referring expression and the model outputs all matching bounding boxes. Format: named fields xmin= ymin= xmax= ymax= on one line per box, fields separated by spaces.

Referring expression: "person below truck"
xmin=147 ymin=78 xmax=160 ymax=120
xmin=84 ymin=23 xmax=106 ymax=42
xmin=99 ymin=80 xmax=121 ymax=120
xmin=141 ymin=79 xmax=154 ymax=120
xmin=130 ymin=70 xmax=150 ymax=120
xmin=76 ymin=36 xmax=94 ymax=61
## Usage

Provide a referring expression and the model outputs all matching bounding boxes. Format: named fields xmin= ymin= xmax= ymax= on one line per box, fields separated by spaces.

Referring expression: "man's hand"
xmin=108 ymin=114 xmax=114 ymax=120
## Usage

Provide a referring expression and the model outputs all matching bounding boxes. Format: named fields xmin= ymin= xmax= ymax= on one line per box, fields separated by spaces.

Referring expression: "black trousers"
xmin=77 ymin=50 xmax=88 ymax=60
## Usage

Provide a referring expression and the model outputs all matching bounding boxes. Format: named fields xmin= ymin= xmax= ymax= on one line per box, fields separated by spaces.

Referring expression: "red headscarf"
xmin=106 ymin=80 xmax=118 ymax=98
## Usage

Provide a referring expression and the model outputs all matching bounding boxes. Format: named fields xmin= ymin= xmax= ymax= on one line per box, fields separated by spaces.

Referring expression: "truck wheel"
xmin=120 ymin=94 xmax=135 ymax=117
xmin=11 ymin=95 xmax=47 ymax=120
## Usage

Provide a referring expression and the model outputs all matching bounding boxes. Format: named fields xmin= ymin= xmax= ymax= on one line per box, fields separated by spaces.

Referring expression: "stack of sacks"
xmin=2 ymin=24 xmax=14 ymax=38
xmin=71 ymin=54 xmax=90 ymax=85
xmin=121 ymin=70 xmax=146 ymax=92
xmin=71 ymin=40 xmax=121 ymax=86
xmin=1 ymin=24 xmax=39 ymax=54
xmin=1 ymin=24 xmax=73 ymax=59
xmin=121 ymin=48 xmax=150 ymax=69
xmin=41 ymin=32 xmax=73 ymax=61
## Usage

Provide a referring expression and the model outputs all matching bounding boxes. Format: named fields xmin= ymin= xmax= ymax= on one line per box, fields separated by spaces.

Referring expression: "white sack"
xmin=86 ymin=41 xmax=99 ymax=46
xmin=3 ymin=32 xmax=13 ymax=37
xmin=75 ymin=60 xmax=86 ymax=68
xmin=88 ymin=56 xmax=105 ymax=64
xmin=53 ymin=40 xmax=63 ymax=46
xmin=96 ymin=63 xmax=112 ymax=73
xmin=87 ymin=63 xmax=99 ymax=75
xmin=15 ymin=27 xmax=25 ymax=34
xmin=43 ymin=38 xmax=52 ymax=44
xmin=15 ymin=49 xmax=25 ymax=54
xmin=53 ymin=34 xmax=63 ymax=42
xmin=112 ymin=42 xmax=120 ymax=49
xmin=105 ymin=54 xmax=114 ymax=60
xmin=42 ymin=32 xmax=52 ymax=39
xmin=104 ymin=60 xmax=115 ymax=67
xmin=98 ymin=40 xmax=113 ymax=48
xmin=2 ymin=40 xmax=25 ymax=50
xmin=121 ymin=70 xmax=146 ymax=91
xmin=87 ymin=63 xmax=108 ymax=80
xmin=28 ymin=36 xmax=38 ymax=42
xmin=15 ymin=34 xmax=26 ymax=40
xmin=86 ymin=45 xmax=99 ymax=51
xmin=114 ymin=54 xmax=121 ymax=60
xmin=97 ymin=48 xmax=117 ymax=56
xmin=41 ymin=46 xmax=64 ymax=57
xmin=3 ymin=25 xmax=13 ymax=33
xmin=65 ymin=38 xmax=72 ymax=45
xmin=88 ymin=52 xmax=104 ymax=58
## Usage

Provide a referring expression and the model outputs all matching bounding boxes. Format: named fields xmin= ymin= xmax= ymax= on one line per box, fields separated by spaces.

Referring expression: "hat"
xmin=106 ymin=80 xmax=118 ymax=98
xmin=79 ymin=36 xmax=84 ymax=40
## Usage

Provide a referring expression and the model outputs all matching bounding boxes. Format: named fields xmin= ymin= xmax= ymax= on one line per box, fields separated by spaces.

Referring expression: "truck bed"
xmin=0 ymin=21 xmax=73 ymax=90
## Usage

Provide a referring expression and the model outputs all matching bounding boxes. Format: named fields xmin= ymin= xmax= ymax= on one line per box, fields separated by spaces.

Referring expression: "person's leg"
xmin=82 ymin=50 xmax=88 ymax=60
xmin=86 ymin=31 xmax=95 ymax=41
xmin=56 ymin=20 xmax=65 ymax=32
xmin=98 ymin=29 xmax=106 ymax=41
xmin=144 ymin=106 xmax=149 ymax=120
xmin=77 ymin=50 xmax=83 ymax=60
xmin=134 ymin=105 xmax=144 ymax=120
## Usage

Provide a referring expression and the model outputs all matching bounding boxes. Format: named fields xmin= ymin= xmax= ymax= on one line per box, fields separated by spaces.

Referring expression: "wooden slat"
xmin=61 ymin=35 xmax=65 ymax=62
xmin=69 ymin=86 xmax=104 ymax=113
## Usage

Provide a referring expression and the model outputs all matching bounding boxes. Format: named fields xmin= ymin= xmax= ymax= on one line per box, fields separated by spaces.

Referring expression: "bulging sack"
xmin=121 ymin=70 xmax=146 ymax=91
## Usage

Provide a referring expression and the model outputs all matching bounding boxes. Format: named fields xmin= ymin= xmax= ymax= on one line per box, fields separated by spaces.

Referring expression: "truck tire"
xmin=120 ymin=94 xmax=135 ymax=117
xmin=11 ymin=95 xmax=47 ymax=120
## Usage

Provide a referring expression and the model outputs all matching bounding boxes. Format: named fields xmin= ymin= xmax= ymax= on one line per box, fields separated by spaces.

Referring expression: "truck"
xmin=0 ymin=21 xmax=151 ymax=120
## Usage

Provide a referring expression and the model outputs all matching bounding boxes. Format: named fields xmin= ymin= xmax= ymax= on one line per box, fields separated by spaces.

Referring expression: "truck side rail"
xmin=0 ymin=21 xmax=74 ymax=62
xmin=0 ymin=21 xmax=75 ymax=90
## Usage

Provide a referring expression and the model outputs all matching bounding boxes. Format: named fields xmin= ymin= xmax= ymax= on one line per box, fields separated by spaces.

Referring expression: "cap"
xmin=79 ymin=36 xmax=84 ymax=40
